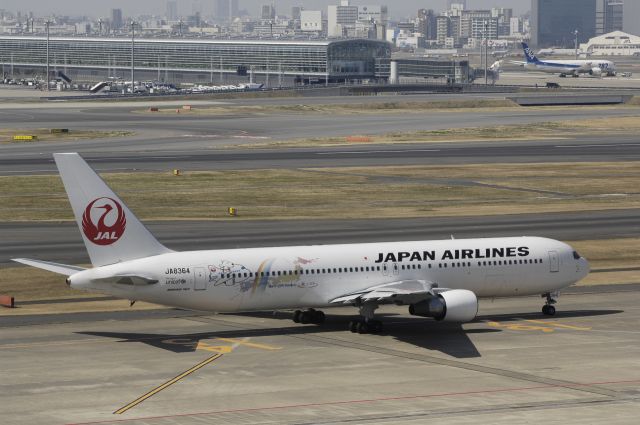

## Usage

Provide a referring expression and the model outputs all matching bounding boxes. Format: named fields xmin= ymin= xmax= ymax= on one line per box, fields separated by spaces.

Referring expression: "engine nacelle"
xmin=589 ymin=67 xmax=602 ymax=76
xmin=409 ymin=289 xmax=478 ymax=323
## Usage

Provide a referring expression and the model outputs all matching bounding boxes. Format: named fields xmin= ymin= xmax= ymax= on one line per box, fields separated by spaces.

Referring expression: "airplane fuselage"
xmin=69 ymin=236 xmax=589 ymax=313
xmin=524 ymin=59 xmax=616 ymax=76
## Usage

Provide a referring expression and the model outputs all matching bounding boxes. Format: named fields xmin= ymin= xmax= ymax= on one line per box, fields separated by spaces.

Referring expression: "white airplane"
xmin=13 ymin=154 xmax=590 ymax=334
xmin=513 ymin=42 xmax=616 ymax=77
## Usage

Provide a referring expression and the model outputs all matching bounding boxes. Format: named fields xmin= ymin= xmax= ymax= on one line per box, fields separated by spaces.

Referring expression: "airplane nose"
xmin=580 ymin=257 xmax=590 ymax=278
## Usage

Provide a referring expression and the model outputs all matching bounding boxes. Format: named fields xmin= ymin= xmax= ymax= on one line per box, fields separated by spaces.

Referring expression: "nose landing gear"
xmin=542 ymin=292 xmax=558 ymax=316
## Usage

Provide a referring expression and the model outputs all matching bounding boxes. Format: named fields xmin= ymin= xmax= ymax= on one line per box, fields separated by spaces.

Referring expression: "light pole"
xmin=479 ymin=29 xmax=484 ymax=84
xmin=130 ymin=20 xmax=136 ymax=92
xmin=45 ymin=20 xmax=51 ymax=91
xmin=484 ymin=20 xmax=489 ymax=86
xmin=574 ymin=29 xmax=579 ymax=59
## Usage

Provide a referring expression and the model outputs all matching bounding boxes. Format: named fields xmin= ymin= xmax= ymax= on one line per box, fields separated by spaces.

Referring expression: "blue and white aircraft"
xmin=513 ymin=43 xmax=616 ymax=77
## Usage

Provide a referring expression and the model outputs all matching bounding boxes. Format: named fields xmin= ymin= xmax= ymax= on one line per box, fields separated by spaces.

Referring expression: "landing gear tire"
xmin=542 ymin=305 xmax=556 ymax=316
xmin=356 ymin=321 xmax=369 ymax=334
xmin=349 ymin=319 xmax=383 ymax=334
xmin=300 ymin=311 xmax=311 ymax=324
xmin=312 ymin=310 xmax=325 ymax=324
xmin=294 ymin=309 xmax=325 ymax=325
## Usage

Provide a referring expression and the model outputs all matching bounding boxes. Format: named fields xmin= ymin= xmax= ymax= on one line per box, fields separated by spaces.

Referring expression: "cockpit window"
xmin=573 ymin=251 xmax=581 ymax=260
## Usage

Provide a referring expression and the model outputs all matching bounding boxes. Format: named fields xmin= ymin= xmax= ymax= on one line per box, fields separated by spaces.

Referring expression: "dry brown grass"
xmin=1 ymin=162 xmax=639 ymax=222
xmin=234 ymin=115 xmax=640 ymax=149
xmin=143 ymin=99 xmax=520 ymax=116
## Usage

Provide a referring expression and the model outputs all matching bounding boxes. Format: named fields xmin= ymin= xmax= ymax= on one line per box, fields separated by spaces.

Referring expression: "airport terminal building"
xmin=0 ymin=36 xmax=392 ymax=85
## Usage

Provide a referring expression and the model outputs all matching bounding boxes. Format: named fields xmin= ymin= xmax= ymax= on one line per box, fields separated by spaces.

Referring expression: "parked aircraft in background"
xmin=513 ymin=43 xmax=616 ymax=77
xmin=14 ymin=154 xmax=590 ymax=334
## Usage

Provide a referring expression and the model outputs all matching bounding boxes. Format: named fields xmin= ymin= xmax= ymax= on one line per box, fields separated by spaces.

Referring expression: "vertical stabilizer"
xmin=53 ymin=153 xmax=172 ymax=267
xmin=521 ymin=42 xmax=539 ymax=63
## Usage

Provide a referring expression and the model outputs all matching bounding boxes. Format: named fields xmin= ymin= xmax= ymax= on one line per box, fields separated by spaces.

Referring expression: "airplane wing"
xmin=12 ymin=258 xmax=86 ymax=276
xmin=91 ymin=275 xmax=159 ymax=286
xmin=578 ymin=62 xmax=593 ymax=71
xmin=330 ymin=279 xmax=445 ymax=306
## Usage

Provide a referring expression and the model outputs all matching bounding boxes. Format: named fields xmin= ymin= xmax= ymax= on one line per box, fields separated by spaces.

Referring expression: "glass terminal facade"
xmin=0 ymin=36 xmax=391 ymax=83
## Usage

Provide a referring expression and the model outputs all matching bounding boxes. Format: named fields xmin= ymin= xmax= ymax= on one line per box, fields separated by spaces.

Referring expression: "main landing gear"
xmin=293 ymin=308 xmax=325 ymax=325
xmin=349 ymin=301 xmax=383 ymax=334
xmin=542 ymin=292 xmax=557 ymax=316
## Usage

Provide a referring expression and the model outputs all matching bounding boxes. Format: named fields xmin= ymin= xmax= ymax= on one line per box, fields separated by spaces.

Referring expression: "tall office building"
xmin=624 ymin=0 xmax=640 ymax=35
xmin=597 ymin=0 xmax=624 ymax=35
xmin=111 ymin=8 xmax=123 ymax=30
xmin=447 ymin=0 xmax=467 ymax=9
xmin=261 ymin=4 xmax=276 ymax=20
xmin=328 ymin=1 xmax=358 ymax=37
xmin=166 ymin=1 xmax=178 ymax=21
xmin=214 ymin=0 xmax=239 ymax=22
xmin=417 ymin=9 xmax=437 ymax=40
xmin=531 ymin=0 xmax=596 ymax=47
xmin=358 ymin=5 xmax=387 ymax=24
xmin=436 ymin=15 xmax=451 ymax=45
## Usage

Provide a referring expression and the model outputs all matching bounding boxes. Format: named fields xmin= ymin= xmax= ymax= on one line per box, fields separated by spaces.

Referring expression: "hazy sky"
xmin=2 ymin=0 xmax=530 ymax=19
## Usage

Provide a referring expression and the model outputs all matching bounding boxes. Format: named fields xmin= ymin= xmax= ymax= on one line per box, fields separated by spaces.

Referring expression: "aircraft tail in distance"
xmin=522 ymin=42 xmax=540 ymax=63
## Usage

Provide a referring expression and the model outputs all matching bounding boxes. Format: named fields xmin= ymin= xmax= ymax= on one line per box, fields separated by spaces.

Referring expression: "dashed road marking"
xmin=488 ymin=320 xmax=591 ymax=333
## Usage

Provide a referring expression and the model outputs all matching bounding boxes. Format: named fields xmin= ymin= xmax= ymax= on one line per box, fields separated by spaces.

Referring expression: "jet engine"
xmin=409 ymin=289 xmax=478 ymax=323
xmin=589 ymin=67 xmax=603 ymax=76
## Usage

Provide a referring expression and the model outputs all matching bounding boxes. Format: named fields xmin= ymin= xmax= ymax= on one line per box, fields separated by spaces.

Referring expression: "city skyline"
xmin=1 ymin=0 xmax=531 ymax=20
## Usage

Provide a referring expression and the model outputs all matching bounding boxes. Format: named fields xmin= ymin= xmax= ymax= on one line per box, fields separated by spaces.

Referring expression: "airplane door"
xmin=382 ymin=263 xmax=389 ymax=276
xmin=194 ymin=267 xmax=207 ymax=290
xmin=392 ymin=263 xmax=399 ymax=276
xmin=548 ymin=251 xmax=559 ymax=273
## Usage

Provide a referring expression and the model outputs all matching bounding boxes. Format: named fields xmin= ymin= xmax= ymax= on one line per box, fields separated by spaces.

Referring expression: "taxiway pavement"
xmin=2 ymin=290 xmax=640 ymax=424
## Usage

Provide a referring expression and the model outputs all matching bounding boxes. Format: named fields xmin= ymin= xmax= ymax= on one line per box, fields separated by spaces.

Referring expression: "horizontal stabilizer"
xmin=12 ymin=258 xmax=86 ymax=276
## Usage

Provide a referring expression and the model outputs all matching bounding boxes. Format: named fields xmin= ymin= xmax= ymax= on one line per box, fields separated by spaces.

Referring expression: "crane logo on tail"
xmin=82 ymin=197 xmax=127 ymax=245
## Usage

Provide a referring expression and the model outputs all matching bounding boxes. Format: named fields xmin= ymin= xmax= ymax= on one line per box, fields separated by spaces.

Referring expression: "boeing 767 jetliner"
xmin=14 ymin=154 xmax=590 ymax=334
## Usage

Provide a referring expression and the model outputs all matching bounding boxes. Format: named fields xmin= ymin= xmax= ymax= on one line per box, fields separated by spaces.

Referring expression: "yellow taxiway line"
xmin=113 ymin=353 xmax=223 ymax=415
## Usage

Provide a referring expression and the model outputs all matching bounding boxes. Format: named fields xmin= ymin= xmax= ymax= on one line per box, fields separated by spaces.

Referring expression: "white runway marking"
xmin=317 ymin=149 xmax=441 ymax=155
xmin=555 ymin=144 xmax=640 ymax=148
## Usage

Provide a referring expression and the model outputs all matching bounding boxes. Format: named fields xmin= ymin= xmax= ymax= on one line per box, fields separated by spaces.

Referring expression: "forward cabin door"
xmin=548 ymin=251 xmax=559 ymax=273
